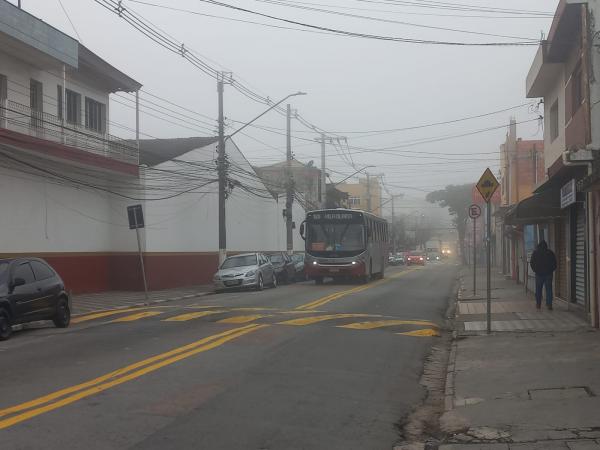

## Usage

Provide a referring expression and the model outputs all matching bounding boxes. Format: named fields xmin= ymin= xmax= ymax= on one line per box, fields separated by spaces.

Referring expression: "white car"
xmin=213 ymin=253 xmax=276 ymax=292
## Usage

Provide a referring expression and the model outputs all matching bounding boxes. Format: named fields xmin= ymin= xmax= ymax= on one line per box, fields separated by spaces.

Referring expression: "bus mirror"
xmin=299 ymin=222 xmax=305 ymax=240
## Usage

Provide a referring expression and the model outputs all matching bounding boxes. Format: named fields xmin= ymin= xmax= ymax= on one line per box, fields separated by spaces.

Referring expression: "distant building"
xmin=254 ymin=159 xmax=322 ymax=211
xmin=336 ymin=176 xmax=383 ymax=216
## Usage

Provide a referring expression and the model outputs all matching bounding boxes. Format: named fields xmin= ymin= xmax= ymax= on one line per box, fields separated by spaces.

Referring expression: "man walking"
xmin=530 ymin=240 xmax=557 ymax=310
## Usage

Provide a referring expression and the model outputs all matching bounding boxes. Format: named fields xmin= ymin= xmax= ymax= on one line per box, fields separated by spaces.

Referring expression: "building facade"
xmin=336 ymin=176 xmax=383 ymax=216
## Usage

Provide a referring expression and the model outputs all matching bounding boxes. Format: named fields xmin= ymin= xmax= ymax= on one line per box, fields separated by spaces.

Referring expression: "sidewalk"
xmin=71 ymin=285 xmax=213 ymax=315
xmin=439 ymin=268 xmax=600 ymax=450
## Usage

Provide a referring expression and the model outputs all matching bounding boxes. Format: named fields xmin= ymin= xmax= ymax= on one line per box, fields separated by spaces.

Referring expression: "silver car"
xmin=213 ymin=253 xmax=276 ymax=292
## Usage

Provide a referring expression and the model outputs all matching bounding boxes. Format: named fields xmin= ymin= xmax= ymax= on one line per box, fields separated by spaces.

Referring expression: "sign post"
xmin=476 ymin=168 xmax=499 ymax=334
xmin=469 ymin=204 xmax=482 ymax=296
xmin=127 ymin=204 xmax=149 ymax=303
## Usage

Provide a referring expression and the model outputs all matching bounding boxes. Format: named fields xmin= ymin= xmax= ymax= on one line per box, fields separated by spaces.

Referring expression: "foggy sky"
xmin=14 ymin=0 xmax=558 ymax=217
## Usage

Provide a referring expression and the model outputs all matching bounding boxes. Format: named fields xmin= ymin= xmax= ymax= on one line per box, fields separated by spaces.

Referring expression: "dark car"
xmin=0 ymin=258 xmax=71 ymax=340
xmin=291 ymin=253 xmax=307 ymax=281
xmin=267 ymin=252 xmax=296 ymax=284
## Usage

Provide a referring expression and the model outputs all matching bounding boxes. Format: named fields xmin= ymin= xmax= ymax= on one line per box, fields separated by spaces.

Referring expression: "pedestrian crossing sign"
xmin=476 ymin=168 xmax=499 ymax=203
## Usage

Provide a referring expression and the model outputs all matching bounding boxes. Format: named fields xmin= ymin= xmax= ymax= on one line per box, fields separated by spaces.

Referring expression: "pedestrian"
xmin=529 ymin=240 xmax=557 ymax=310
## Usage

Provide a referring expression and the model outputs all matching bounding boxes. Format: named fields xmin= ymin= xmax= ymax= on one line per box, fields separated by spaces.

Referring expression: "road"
xmin=0 ymin=261 xmax=458 ymax=450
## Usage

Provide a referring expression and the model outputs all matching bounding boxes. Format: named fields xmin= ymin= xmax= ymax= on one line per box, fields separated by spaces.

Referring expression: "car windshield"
xmin=307 ymin=222 xmax=364 ymax=252
xmin=220 ymin=255 xmax=257 ymax=269
xmin=410 ymin=252 xmax=424 ymax=257
xmin=291 ymin=254 xmax=303 ymax=263
xmin=269 ymin=254 xmax=284 ymax=263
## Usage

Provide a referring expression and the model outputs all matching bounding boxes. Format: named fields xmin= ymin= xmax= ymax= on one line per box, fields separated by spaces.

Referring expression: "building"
xmin=497 ymin=120 xmax=545 ymax=284
xmin=513 ymin=0 xmax=600 ymax=326
xmin=336 ymin=176 xmax=383 ymax=216
xmin=0 ymin=1 xmax=304 ymax=293
xmin=255 ymin=159 xmax=322 ymax=211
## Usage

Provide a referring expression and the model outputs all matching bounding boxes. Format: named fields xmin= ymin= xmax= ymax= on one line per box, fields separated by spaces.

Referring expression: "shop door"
xmin=573 ymin=204 xmax=587 ymax=306
xmin=555 ymin=219 xmax=568 ymax=300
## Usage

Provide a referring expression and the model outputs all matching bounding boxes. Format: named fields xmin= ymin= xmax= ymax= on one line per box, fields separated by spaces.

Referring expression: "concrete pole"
xmin=286 ymin=104 xmax=293 ymax=254
xmin=217 ymin=76 xmax=227 ymax=264
xmin=366 ymin=172 xmax=372 ymax=213
xmin=320 ymin=133 xmax=326 ymax=209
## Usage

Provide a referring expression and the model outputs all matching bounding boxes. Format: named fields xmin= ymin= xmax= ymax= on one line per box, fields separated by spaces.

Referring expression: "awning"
xmin=534 ymin=157 xmax=586 ymax=194
xmin=504 ymin=188 xmax=565 ymax=225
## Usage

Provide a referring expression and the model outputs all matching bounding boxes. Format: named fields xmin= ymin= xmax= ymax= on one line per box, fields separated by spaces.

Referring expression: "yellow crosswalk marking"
xmin=278 ymin=313 xmax=377 ymax=326
xmin=338 ymin=319 xmax=437 ymax=330
xmin=163 ymin=311 xmax=226 ymax=322
xmin=398 ymin=329 xmax=441 ymax=337
xmin=72 ymin=308 xmax=142 ymax=324
xmin=111 ymin=311 xmax=162 ymax=323
xmin=218 ymin=314 xmax=272 ymax=324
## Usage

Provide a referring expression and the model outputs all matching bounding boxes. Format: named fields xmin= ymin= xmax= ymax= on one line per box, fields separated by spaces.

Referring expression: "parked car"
xmin=406 ymin=252 xmax=426 ymax=266
xmin=291 ymin=253 xmax=307 ymax=281
xmin=213 ymin=253 xmax=276 ymax=292
xmin=0 ymin=257 xmax=71 ymax=340
xmin=267 ymin=252 xmax=296 ymax=284
xmin=395 ymin=253 xmax=406 ymax=265
xmin=388 ymin=254 xmax=404 ymax=266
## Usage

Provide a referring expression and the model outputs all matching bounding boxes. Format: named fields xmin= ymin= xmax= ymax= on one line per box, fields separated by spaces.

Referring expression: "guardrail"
xmin=0 ymin=99 xmax=138 ymax=165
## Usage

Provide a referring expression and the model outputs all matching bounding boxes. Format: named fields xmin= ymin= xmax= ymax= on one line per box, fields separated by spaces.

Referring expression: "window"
xmin=571 ymin=66 xmax=583 ymax=116
xmin=31 ymin=260 xmax=55 ymax=281
xmin=0 ymin=74 xmax=6 ymax=101
xmin=30 ymin=79 xmax=43 ymax=112
xmin=348 ymin=197 xmax=361 ymax=207
xmin=85 ymin=97 xmax=106 ymax=133
xmin=57 ymin=85 xmax=63 ymax=120
xmin=66 ymin=89 xmax=81 ymax=125
xmin=13 ymin=263 xmax=35 ymax=284
xmin=550 ymin=100 xmax=559 ymax=142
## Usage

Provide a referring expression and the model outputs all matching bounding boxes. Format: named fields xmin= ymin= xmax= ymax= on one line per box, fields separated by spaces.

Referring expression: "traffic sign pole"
xmin=475 ymin=168 xmax=499 ymax=335
xmin=473 ymin=217 xmax=476 ymax=296
xmin=486 ymin=201 xmax=492 ymax=334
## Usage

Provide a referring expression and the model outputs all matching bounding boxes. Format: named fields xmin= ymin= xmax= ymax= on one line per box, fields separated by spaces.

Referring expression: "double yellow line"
xmin=0 ymin=324 xmax=266 ymax=430
xmin=296 ymin=268 xmax=418 ymax=310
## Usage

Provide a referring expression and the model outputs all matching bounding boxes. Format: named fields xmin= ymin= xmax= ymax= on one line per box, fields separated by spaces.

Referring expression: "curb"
xmin=443 ymin=273 xmax=463 ymax=412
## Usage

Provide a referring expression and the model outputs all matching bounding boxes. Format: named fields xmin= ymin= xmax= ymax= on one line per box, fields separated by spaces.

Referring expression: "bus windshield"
xmin=307 ymin=222 xmax=365 ymax=253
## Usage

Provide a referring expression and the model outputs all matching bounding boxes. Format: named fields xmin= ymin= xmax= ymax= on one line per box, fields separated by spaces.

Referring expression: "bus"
xmin=300 ymin=209 xmax=389 ymax=284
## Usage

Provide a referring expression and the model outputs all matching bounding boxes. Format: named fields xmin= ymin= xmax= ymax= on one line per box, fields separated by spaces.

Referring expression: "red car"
xmin=406 ymin=252 xmax=426 ymax=266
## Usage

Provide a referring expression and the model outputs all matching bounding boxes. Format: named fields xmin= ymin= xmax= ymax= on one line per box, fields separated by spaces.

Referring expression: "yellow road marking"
xmin=398 ymin=328 xmax=441 ymax=337
xmin=163 ymin=310 xmax=226 ymax=322
xmin=295 ymin=268 xmax=417 ymax=310
xmin=111 ymin=311 xmax=162 ymax=322
xmin=338 ymin=319 xmax=437 ymax=330
xmin=0 ymin=324 xmax=266 ymax=430
xmin=218 ymin=314 xmax=272 ymax=324
xmin=229 ymin=307 xmax=278 ymax=312
xmin=278 ymin=313 xmax=377 ymax=326
xmin=71 ymin=308 xmax=144 ymax=324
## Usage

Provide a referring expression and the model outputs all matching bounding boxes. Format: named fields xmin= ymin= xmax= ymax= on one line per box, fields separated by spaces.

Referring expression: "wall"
xmin=542 ymin=69 xmax=567 ymax=172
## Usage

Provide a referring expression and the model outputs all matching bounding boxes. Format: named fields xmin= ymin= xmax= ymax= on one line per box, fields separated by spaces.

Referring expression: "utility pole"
xmin=366 ymin=172 xmax=372 ymax=213
xmin=391 ymin=195 xmax=396 ymax=253
xmin=320 ymin=133 xmax=326 ymax=209
xmin=286 ymin=104 xmax=294 ymax=255
xmin=217 ymin=73 xmax=227 ymax=265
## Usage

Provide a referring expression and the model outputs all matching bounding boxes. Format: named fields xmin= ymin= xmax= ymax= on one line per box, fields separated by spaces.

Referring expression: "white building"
xmin=0 ymin=0 xmax=304 ymax=293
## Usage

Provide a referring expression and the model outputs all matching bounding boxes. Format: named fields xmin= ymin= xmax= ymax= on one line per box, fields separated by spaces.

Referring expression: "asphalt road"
xmin=0 ymin=261 xmax=459 ymax=450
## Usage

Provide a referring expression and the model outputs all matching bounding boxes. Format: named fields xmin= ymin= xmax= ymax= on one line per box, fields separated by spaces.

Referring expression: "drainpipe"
xmin=562 ymin=151 xmax=597 ymax=327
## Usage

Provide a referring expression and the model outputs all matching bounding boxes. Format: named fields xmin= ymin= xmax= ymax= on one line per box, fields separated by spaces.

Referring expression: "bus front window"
xmin=308 ymin=223 xmax=364 ymax=252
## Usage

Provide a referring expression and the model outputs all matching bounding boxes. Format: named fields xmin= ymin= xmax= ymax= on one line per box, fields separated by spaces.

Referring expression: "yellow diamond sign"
xmin=476 ymin=168 xmax=499 ymax=203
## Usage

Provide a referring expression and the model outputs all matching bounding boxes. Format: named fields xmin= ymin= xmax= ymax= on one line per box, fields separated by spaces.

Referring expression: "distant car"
xmin=213 ymin=253 xmax=276 ymax=292
xmin=267 ymin=252 xmax=296 ymax=284
xmin=406 ymin=252 xmax=426 ymax=266
xmin=0 ymin=257 xmax=71 ymax=340
xmin=388 ymin=254 xmax=404 ymax=266
xmin=395 ymin=253 xmax=406 ymax=265
xmin=388 ymin=255 xmax=397 ymax=265
xmin=291 ymin=253 xmax=307 ymax=281
xmin=428 ymin=252 xmax=442 ymax=262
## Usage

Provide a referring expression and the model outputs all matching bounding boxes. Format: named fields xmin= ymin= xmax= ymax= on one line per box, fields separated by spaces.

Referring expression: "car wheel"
xmin=53 ymin=298 xmax=71 ymax=328
xmin=256 ymin=274 xmax=264 ymax=291
xmin=0 ymin=310 xmax=12 ymax=341
xmin=271 ymin=274 xmax=278 ymax=288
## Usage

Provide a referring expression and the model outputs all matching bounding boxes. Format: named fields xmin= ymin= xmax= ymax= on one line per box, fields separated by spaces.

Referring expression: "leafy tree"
xmin=426 ymin=184 xmax=473 ymax=264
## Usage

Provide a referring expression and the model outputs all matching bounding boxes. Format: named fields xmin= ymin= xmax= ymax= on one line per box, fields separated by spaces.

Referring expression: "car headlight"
xmin=245 ymin=270 xmax=256 ymax=277
xmin=313 ymin=261 xmax=318 ymax=265
xmin=351 ymin=261 xmax=357 ymax=265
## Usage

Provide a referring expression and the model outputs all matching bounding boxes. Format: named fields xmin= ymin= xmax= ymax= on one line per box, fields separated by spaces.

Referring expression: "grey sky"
xmin=16 ymin=0 xmax=557 ymax=210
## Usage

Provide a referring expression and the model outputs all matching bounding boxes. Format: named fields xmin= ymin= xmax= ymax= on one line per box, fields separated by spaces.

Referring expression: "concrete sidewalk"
xmin=439 ymin=268 xmax=600 ymax=450
xmin=71 ymin=285 xmax=213 ymax=315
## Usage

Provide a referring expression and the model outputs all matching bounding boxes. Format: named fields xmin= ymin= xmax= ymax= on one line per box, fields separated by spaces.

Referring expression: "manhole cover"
xmin=529 ymin=387 xmax=593 ymax=400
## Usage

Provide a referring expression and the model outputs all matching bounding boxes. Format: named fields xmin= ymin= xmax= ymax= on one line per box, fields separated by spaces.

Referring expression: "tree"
xmin=426 ymin=183 xmax=473 ymax=264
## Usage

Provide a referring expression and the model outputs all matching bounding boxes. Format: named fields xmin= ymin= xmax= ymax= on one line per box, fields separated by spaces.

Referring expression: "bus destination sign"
xmin=310 ymin=212 xmax=358 ymax=221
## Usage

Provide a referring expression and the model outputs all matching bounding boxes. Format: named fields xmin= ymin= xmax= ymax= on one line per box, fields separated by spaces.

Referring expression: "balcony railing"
xmin=0 ymin=99 xmax=138 ymax=165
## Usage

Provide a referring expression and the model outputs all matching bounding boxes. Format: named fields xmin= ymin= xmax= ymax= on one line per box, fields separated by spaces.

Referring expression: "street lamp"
xmin=227 ymin=91 xmax=307 ymax=140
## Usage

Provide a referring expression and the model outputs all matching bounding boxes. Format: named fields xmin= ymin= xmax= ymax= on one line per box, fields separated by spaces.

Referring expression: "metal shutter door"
xmin=556 ymin=220 xmax=568 ymax=299
xmin=574 ymin=204 xmax=586 ymax=305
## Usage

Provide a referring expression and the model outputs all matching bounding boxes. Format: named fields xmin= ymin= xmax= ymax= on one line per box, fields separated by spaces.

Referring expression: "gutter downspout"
xmin=562 ymin=152 xmax=597 ymax=327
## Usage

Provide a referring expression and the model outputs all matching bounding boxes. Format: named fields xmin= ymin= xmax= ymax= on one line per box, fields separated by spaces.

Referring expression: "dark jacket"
xmin=530 ymin=241 xmax=557 ymax=276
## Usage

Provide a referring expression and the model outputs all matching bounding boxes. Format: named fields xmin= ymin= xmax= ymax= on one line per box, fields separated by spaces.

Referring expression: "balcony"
xmin=0 ymin=99 xmax=138 ymax=165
